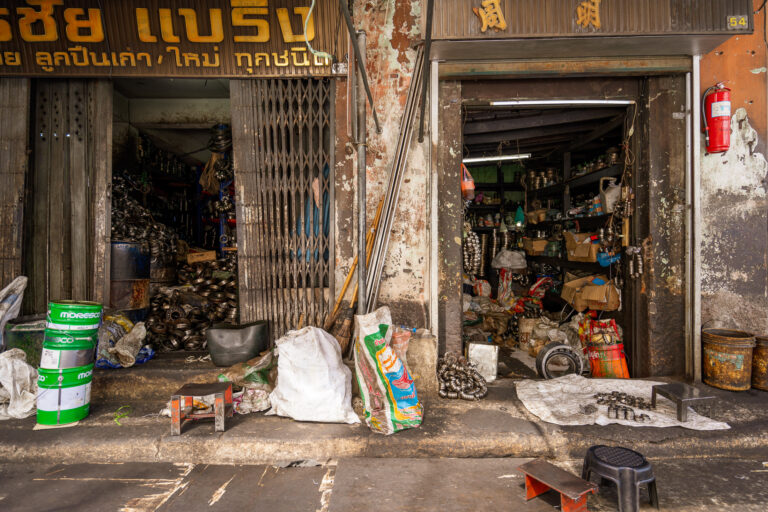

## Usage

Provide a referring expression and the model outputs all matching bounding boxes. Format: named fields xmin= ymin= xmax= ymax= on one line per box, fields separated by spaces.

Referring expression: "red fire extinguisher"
xmin=702 ymin=83 xmax=731 ymax=154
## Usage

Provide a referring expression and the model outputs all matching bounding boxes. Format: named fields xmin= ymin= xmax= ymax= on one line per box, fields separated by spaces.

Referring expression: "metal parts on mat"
xmin=595 ymin=390 xmax=653 ymax=423
xmin=146 ymin=255 xmax=239 ymax=352
xmin=438 ymin=352 xmax=488 ymax=400
xmin=607 ymin=404 xmax=651 ymax=423
xmin=594 ymin=391 xmax=654 ymax=410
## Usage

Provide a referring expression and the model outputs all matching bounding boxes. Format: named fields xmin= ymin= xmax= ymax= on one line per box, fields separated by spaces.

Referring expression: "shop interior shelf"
xmin=474 ymin=182 xmax=525 ymax=192
xmin=528 ymin=255 xmax=618 ymax=271
xmin=529 ymin=183 xmax=565 ymax=199
xmin=527 ymin=214 xmax=612 ymax=229
xmin=467 ymin=203 xmax=502 ymax=210
xmin=566 ymin=165 xmax=623 ymax=190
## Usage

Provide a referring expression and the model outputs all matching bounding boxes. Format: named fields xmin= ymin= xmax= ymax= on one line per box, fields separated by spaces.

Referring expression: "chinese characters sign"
xmin=473 ymin=0 xmax=604 ymax=34
xmin=576 ymin=0 xmax=601 ymax=30
xmin=0 ymin=0 xmax=343 ymax=77
xmin=473 ymin=0 xmax=507 ymax=32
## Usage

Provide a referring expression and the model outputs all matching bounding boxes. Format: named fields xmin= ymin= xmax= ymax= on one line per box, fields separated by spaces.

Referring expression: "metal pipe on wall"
xmin=356 ymin=31 xmax=367 ymax=315
xmin=685 ymin=70 xmax=693 ymax=380
xmin=692 ymin=55 xmax=703 ymax=382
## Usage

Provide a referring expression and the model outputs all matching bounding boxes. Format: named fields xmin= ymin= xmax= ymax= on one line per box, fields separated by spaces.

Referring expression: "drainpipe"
xmin=691 ymin=55 xmax=703 ymax=382
xmin=357 ymin=31 xmax=367 ymax=316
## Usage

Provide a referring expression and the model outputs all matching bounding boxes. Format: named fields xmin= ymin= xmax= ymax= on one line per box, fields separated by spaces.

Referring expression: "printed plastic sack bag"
xmin=354 ymin=306 xmax=423 ymax=435
xmin=267 ymin=326 xmax=359 ymax=424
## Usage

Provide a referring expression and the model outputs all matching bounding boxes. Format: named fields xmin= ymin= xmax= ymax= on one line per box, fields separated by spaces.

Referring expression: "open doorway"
xmin=111 ymin=78 xmax=238 ymax=353
xmin=461 ymin=95 xmax=637 ymax=382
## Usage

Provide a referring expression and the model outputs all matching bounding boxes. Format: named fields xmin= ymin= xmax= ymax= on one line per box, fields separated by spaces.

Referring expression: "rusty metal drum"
xmin=702 ymin=329 xmax=755 ymax=391
xmin=752 ymin=336 xmax=768 ymax=391
xmin=110 ymin=241 xmax=150 ymax=323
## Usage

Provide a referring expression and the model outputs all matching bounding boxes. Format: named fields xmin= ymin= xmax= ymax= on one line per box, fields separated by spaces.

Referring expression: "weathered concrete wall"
xmin=332 ymin=0 xmax=430 ymax=329
xmin=700 ymin=0 xmax=768 ymax=334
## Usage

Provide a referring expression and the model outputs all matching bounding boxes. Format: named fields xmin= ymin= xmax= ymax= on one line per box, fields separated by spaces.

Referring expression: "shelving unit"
xmin=528 ymin=255 xmax=618 ymax=272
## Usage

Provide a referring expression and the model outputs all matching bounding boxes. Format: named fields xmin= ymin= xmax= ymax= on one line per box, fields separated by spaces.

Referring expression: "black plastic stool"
xmin=581 ymin=445 xmax=659 ymax=512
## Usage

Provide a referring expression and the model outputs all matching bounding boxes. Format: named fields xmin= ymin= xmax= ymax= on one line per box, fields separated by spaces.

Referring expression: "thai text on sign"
xmin=0 ymin=0 xmax=343 ymax=77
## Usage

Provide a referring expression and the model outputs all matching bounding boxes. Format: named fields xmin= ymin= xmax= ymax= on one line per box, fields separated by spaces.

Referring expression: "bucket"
xmin=47 ymin=301 xmax=103 ymax=332
xmin=36 ymin=363 xmax=94 ymax=425
xmin=110 ymin=241 xmax=151 ymax=322
xmin=40 ymin=330 xmax=97 ymax=370
xmin=702 ymin=329 xmax=755 ymax=391
xmin=4 ymin=314 xmax=46 ymax=365
xmin=206 ymin=321 xmax=269 ymax=367
xmin=586 ymin=343 xmax=629 ymax=378
xmin=751 ymin=335 xmax=768 ymax=391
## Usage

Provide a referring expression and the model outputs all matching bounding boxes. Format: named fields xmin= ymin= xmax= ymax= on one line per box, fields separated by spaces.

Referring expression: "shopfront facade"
xmin=423 ymin=0 xmax=758 ymax=379
xmin=1 ymin=0 xmax=765 ymax=380
xmin=0 ymin=0 xmax=348 ymax=340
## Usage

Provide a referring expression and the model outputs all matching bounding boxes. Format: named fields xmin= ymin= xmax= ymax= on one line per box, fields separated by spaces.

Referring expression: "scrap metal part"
xmin=437 ymin=352 xmax=488 ymax=400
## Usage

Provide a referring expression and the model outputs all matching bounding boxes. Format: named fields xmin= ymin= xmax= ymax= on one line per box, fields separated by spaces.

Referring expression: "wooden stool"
xmin=170 ymin=382 xmax=233 ymax=435
xmin=518 ymin=459 xmax=597 ymax=512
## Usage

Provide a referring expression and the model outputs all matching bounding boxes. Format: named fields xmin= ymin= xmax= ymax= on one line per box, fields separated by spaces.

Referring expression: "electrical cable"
xmin=304 ymin=0 xmax=334 ymax=62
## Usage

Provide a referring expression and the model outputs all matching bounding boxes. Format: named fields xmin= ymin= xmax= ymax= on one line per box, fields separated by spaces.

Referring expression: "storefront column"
xmin=436 ymin=80 xmax=463 ymax=355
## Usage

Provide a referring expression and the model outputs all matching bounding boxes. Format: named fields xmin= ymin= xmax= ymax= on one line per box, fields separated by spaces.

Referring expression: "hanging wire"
xmin=304 ymin=0 xmax=334 ymax=62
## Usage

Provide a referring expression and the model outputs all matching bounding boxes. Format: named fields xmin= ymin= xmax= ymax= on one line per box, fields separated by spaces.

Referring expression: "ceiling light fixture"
xmin=462 ymin=153 xmax=531 ymax=164
xmin=489 ymin=100 xmax=635 ymax=106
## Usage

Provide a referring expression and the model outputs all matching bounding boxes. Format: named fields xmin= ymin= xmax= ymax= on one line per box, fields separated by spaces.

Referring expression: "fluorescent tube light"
xmin=462 ymin=153 xmax=531 ymax=164
xmin=489 ymin=100 xmax=635 ymax=106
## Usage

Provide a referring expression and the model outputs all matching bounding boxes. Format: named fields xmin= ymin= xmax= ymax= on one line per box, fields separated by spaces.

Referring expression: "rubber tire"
xmin=535 ymin=342 xmax=584 ymax=379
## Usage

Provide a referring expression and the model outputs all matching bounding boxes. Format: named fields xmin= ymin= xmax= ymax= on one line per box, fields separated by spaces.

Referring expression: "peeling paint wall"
xmin=333 ymin=0 xmax=430 ymax=327
xmin=700 ymin=0 xmax=768 ymax=334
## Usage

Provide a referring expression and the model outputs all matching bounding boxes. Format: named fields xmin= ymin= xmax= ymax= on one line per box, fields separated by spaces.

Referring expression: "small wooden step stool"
xmin=518 ymin=459 xmax=598 ymax=512
xmin=170 ymin=382 xmax=234 ymax=435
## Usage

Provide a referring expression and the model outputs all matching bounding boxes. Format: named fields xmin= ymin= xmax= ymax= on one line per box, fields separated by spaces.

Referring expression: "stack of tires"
xmin=37 ymin=301 xmax=102 ymax=425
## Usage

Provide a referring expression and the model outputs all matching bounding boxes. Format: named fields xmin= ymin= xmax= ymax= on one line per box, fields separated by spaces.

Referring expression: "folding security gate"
xmin=231 ymin=79 xmax=335 ymax=339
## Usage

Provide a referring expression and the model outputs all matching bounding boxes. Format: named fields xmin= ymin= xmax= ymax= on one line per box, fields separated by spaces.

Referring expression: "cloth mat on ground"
xmin=516 ymin=374 xmax=729 ymax=431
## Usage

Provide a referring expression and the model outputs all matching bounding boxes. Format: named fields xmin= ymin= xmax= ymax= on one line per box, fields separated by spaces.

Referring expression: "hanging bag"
xmin=461 ymin=164 xmax=475 ymax=200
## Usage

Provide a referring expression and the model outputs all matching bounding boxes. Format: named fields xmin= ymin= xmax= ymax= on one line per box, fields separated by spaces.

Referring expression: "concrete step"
xmin=92 ymin=352 xmax=222 ymax=402
xmin=3 ymin=378 xmax=768 ymax=467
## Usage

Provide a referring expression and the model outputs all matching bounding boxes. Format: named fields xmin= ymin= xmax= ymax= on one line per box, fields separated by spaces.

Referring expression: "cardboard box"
xmin=187 ymin=250 xmax=217 ymax=264
xmin=564 ymin=231 xmax=599 ymax=262
xmin=561 ymin=274 xmax=621 ymax=312
xmin=526 ymin=208 xmax=547 ymax=225
xmin=467 ymin=343 xmax=498 ymax=383
xmin=523 ymin=238 xmax=548 ymax=256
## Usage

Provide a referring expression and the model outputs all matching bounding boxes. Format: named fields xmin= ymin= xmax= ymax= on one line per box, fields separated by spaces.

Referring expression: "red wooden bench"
xmin=518 ymin=459 xmax=598 ymax=512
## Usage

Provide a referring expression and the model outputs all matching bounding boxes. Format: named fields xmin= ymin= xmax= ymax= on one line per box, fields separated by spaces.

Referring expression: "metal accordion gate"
xmin=231 ymin=78 xmax=335 ymax=340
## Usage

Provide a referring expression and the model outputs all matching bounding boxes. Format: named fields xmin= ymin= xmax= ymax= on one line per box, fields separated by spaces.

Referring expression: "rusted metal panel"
xmin=432 ymin=0 xmax=752 ymax=39
xmin=462 ymin=77 xmax=640 ymax=102
xmin=231 ymin=78 xmax=334 ymax=340
xmin=0 ymin=0 xmax=344 ymax=78
xmin=0 ymin=78 xmax=29 ymax=289
xmin=439 ymin=57 xmax=692 ymax=79
xmin=643 ymin=74 xmax=687 ymax=377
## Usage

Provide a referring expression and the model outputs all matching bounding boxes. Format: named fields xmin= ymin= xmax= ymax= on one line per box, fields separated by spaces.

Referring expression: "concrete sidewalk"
xmin=2 ymin=457 xmax=767 ymax=511
xmin=1 ymin=369 xmax=767 ymax=465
